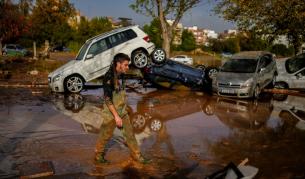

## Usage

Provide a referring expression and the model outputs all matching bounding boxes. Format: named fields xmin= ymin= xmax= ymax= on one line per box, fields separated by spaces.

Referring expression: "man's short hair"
xmin=114 ymin=53 xmax=130 ymax=64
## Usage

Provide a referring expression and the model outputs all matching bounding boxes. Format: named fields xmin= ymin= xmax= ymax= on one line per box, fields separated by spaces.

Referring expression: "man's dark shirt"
xmin=103 ymin=68 xmax=125 ymax=105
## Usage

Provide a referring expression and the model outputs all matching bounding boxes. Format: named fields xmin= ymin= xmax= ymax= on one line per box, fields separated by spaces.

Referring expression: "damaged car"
xmin=48 ymin=25 xmax=166 ymax=93
xmin=142 ymin=59 xmax=213 ymax=92
xmin=275 ymin=52 xmax=305 ymax=90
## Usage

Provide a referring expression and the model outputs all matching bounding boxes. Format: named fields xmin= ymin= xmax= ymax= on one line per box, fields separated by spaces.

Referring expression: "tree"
xmin=0 ymin=0 xmax=30 ymax=53
xmin=130 ymin=0 xmax=203 ymax=55
xmin=30 ymin=0 xmax=76 ymax=45
xmin=180 ymin=30 xmax=196 ymax=51
xmin=143 ymin=18 xmax=163 ymax=48
xmin=89 ymin=17 xmax=113 ymax=36
xmin=214 ymin=0 xmax=305 ymax=54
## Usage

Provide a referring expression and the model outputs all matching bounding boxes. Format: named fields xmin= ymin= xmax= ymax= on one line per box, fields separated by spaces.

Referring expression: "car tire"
xmin=131 ymin=50 xmax=148 ymax=69
xmin=64 ymin=93 xmax=85 ymax=113
xmin=196 ymin=64 xmax=206 ymax=71
xmin=64 ymin=75 xmax=84 ymax=93
xmin=131 ymin=112 xmax=147 ymax=132
xmin=2 ymin=51 xmax=7 ymax=56
xmin=273 ymin=81 xmax=288 ymax=101
xmin=206 ymin=67 xmax=218 ymax=80
xmin=151 ymin=48 xmax=166 ymax=64
xmin=150 ymin=118 xmax=162 ymax=132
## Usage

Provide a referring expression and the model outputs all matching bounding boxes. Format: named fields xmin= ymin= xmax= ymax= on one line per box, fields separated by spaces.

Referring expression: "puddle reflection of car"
xmin=51 ymin=93 xmax=104 ymax=133
xmin=216 ymin=51 xmax=277 ymax=98
xmin=275 ymin=52 xmax=305 ymax=90
xmin=143 ymin=60 xmax=212 ymax=91
xmin=214 ymin=97 xmax=273 ymax=130
xmin=273 ymin=95 xmax=305 ymax=130
xmin=130 ymin=90 xmax=213 ymax=133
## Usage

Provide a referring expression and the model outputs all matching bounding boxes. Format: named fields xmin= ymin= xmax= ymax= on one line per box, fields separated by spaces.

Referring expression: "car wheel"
xmin=64 ymin=75 xmax=84 ymax=93
xmin=131 ymin=50 xmax=148 ymax=69
xmin=206 ymin=67 xmax=218 ymax=80
xmin=273 ymin=82 xmax=288 ymax=101
xmin=131 ymin=112 xmax=147 ymax=131
xmin=253 ymin=85 xmax=261 ymax=99
xmin=150 ymin=118 xmax=162 ymax=132
xmin=151 ymin=48 xmax=166 ymax=64
xmin=203 ymin=104 xmax=214 ymax=116
xmin=64 ymin=93 xmax=85 ymax=112
xmin=196 ymin=64 xmax=206 ymax=71
xmin=2 ymin=51 xmax=7 ymax=56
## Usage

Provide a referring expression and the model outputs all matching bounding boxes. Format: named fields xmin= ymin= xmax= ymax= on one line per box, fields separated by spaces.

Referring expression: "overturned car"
xmin=142 ymin=59 xmax=213 ymax=92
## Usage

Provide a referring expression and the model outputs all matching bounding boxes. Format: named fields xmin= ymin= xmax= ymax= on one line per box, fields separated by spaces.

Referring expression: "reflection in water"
xmin=213 ymin=97 xmax=273 ymax=130
xmin=209 ymin=95 xmax=305 ymax=178
xmin=51 ymin=90 xmax=305 ymax=178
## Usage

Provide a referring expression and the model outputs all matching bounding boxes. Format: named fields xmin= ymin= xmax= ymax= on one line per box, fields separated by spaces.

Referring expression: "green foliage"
xmin=30 ymin=0 xmax=76 ymax=46
xmin=143 ymin=18 xmax=163 ymax=48
xmin=89 ymin=17 xmax=113 ymax=36
xmin=214 ymin=0 xmax=305 ymax=54
xmin=238 ymin=32 xmax=268 ymax=51
xmin=209 ymin=38 xmax=240 ymax=53
xmin=180 ymin=30 xmax=196 ymax=52
xmin=269 ymin=44 xmax=294 ymax=57
xmin=67 ymin=41 xmax=82 ymax=53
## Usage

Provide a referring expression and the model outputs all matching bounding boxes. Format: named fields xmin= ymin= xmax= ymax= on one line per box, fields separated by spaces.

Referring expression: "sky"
xmin=69 ymin=0 xmax=236 ymax=33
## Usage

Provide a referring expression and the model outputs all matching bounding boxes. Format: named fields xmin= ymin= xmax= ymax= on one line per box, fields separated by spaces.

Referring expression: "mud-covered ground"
xmin=1 ymin=86 xmax=305 ymax=178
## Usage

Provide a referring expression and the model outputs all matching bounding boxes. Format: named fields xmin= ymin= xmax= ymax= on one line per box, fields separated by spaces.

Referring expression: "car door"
xmin=83 ymin=38 xmax=112 ymax=81
xmin=258 ymin=55 xmax=272 ymax=87
xmin=291 ymin=68 xmax=305 ymax=89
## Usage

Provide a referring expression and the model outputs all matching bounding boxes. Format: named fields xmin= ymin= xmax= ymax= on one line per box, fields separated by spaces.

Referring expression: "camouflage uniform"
xmin=95 ymin=70 xmax=141 ymax=160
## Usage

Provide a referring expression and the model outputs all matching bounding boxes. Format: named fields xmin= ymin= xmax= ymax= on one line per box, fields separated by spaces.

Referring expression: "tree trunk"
xmin=0 ymin=38 xmax=2 ymax=56
xmin=162 ymin=29 xmax=172 ymax=56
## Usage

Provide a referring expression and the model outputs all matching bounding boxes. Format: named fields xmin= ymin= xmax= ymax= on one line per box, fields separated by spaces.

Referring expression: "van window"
xmin=108 ymin=31 xmax=130 ymax=47
xmin=88 ymin=39 xmax=109 ymax=56
xmin=124 ymin=29 xmax=137 ymax=40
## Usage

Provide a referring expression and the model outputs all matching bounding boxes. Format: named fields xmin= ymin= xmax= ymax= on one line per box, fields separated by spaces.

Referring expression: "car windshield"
xmin=221 ymin=58 xmax=258 ymax=73
xmin=75 ymin=40 xmax=91 ymax=60
xmin=285 ymin=53 xmax=305 ymax=73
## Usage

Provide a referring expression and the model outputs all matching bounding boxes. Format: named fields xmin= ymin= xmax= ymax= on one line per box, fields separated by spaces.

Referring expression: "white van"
xmin=48 ymin=26 xmax=166 ymax=93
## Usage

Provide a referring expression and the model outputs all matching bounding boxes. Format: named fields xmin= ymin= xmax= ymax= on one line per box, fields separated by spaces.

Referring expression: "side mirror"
xmin=85 ymin=54 xmax=94 ymax=60
xmin=296 ymin=73 xmax=303 ymax=79
xmin=259 ymin=68 xmax=266 ymax=73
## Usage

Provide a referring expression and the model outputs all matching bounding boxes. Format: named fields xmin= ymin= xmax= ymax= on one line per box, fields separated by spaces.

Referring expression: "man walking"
xmin=95 ymin=53 xmax=149 ymax=164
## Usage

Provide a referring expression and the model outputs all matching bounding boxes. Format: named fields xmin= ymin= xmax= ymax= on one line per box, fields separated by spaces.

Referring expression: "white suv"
xmin=48 ymin=25 xmax=166 ymax=93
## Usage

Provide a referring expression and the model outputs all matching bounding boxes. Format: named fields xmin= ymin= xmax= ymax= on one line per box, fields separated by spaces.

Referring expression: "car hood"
xmin=217 ymin=72 xmax=254 ymax=84
xmin=49 ymin=60 xmax=78 ymax=77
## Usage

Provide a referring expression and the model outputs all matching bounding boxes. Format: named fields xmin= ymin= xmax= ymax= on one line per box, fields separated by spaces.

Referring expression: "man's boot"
xmin=95 ymin=152 xmax=109 ymax=164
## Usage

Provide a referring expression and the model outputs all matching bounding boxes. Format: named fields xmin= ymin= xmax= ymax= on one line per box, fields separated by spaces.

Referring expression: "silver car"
xmin=275 ymin=53 xmax=305 ymax=90
xmin=215 ymin=51 xmax=277 ymax=98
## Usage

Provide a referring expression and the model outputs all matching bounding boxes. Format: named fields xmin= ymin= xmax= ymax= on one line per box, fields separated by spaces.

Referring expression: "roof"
xmin=231 ymin=51 xmax=272 ymax=59
xmin=86 ymin=25 xmax=139 ymax=43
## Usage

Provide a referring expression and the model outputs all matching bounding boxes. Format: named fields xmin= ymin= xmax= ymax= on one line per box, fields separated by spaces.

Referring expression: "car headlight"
xmin=53 ymin=74 xmax=62 ymax=82
xmin=241 ymin=78 xmax=253 ymax=88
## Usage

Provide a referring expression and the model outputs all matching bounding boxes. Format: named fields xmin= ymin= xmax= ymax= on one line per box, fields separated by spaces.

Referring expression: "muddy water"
xmin=1 ymin=87 xmax=305 ymax=178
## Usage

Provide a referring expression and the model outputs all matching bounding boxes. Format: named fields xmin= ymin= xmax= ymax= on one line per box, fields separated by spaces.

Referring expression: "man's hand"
xmin=114 ymin=115 xmax=123 ymax=128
